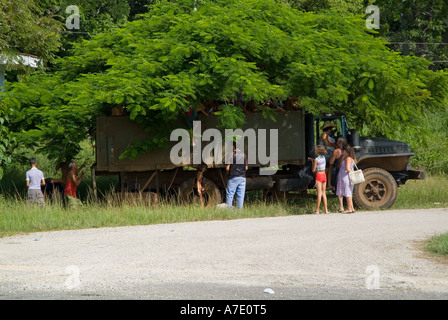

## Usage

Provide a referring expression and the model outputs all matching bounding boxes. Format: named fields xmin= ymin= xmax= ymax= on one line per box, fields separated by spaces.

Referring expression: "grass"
xmin=394 ymin=175 xmax=448 ymax=209
xmin=425 ymin=233 xmax=448 ymax=257
xmin=387 ymin=175 xmax=448 ymax=258
xmin=0 ymin=173 xmax=447 ymax=258
xmin=0 ymin=196 xmax=317 ymax=238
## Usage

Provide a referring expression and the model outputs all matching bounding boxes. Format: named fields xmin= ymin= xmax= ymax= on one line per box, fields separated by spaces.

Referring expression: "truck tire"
xmin=178 ymin=177 xmax=222 ymax=207
xmin=353 ymin=167 xmax=398 ymax=209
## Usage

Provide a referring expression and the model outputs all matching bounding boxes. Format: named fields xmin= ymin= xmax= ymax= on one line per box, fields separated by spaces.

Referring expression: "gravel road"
xmin=1 ymin=208 xmax=447 ymax=300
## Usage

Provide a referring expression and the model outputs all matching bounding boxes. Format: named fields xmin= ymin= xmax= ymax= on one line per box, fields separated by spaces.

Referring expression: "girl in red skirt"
xmin=310 ymin=145 xmax=329 ymax=214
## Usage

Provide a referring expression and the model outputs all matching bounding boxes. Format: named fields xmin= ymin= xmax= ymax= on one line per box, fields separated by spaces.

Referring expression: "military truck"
xmin=93 ymin=109 xmax=424 ymax=209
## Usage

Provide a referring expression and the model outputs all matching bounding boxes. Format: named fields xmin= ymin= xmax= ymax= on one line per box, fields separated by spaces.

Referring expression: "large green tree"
xmin=2 ymin=0 xmax=448 ymax=166
xmin=0 ymin=0 xmax=63 ymax=178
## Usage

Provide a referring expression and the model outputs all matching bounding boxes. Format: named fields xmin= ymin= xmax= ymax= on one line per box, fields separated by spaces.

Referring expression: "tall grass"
xmin=1 ymin=171 xmax=447 ymax=258
xmin=0 ymin=188 xmax=318 ymax=238
xmin=425 ymin=233 xmax=448 ymax=257
xmin=393 ymin=175 xmax=448 ymax=209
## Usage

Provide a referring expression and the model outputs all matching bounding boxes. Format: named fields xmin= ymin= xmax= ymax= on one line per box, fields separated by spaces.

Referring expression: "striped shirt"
xmin=316 ymin=155 xmax=326 ymax=172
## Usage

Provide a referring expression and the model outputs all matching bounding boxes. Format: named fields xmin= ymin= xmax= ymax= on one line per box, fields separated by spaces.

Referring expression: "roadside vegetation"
xmin=1 ymin=155 xmax=447 ymax=259
xmin=0 ymin=0 xmax=447 ymax=259
xmin=425 ymin=233 xmax=448 ymax=257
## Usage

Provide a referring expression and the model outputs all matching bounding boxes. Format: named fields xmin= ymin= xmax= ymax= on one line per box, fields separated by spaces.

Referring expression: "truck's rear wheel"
xmin=178 ymin=177 xmax=221 ymax=207
xmin=353 ymin=167 xmax=398 ymax=209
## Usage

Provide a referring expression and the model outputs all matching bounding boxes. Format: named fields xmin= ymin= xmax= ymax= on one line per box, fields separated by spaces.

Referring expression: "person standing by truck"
xmin=328 ymin=137 xmax=348 ymax=190
xmin=309 ymin=145 xmax=329 ymax=214
xmin=336 ymin=145 xmax=356 ymax=213
xmin=226 ymin=142 xmax=248 ymax=209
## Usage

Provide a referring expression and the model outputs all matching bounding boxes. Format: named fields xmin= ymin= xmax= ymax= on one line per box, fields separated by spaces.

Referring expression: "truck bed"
xmin=95 ymin=110 xmax=306 ymax=173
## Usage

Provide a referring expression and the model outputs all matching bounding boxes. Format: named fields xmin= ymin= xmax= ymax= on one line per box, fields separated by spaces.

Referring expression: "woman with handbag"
xmin=336 ymin=145 xmax=356 ymax=213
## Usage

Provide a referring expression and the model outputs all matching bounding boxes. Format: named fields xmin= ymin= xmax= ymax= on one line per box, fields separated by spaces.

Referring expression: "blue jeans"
xmin=226 ymin=176 xmax=246 ymax=209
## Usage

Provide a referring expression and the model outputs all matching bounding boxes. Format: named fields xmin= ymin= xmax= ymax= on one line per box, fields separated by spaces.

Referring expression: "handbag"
xmin=349 ymin=163 xmax=365 ymax=185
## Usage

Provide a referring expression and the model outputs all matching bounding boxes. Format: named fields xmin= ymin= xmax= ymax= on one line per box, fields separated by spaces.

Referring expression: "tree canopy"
xmin=0 ymin=0 xmax=62 ymax=67
xmin=375 ymin=0 xmax=448 ymax=70
xmin=281 ymin=0 xmax=367 ymax=14
xmin=1 ymin=0 xmax=448 ymax=166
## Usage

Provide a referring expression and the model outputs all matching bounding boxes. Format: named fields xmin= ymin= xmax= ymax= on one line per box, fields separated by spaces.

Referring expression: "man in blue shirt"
xmin=26 ymin=158 xmax=45 ymax=206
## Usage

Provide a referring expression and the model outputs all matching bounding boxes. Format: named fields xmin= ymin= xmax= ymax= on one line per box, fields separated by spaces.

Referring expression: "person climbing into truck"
xmin=193 ymin=163 xmax=208 ymax=206
xmin=184 ymin=104 xmax=209 ymax=146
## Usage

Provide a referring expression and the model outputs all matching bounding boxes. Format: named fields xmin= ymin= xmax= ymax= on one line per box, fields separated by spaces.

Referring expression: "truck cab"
xmin=307 ymin=112 xmax=424 ymax=209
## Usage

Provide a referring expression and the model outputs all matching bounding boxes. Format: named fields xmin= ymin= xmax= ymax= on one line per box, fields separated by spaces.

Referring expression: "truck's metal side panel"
xmin=201 ymin=110 xmax=305 ymax=166
xmin=95 ymin=110 xmax=306 ymax=173
xmin=96 ymin=116 xmax=109 ymax=172
xmin=96 ymin=116 xmax=184 ymax=172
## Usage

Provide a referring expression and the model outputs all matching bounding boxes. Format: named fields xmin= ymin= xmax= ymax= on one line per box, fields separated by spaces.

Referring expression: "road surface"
xmin=1 ymin=208 xmax=447 ymax=301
